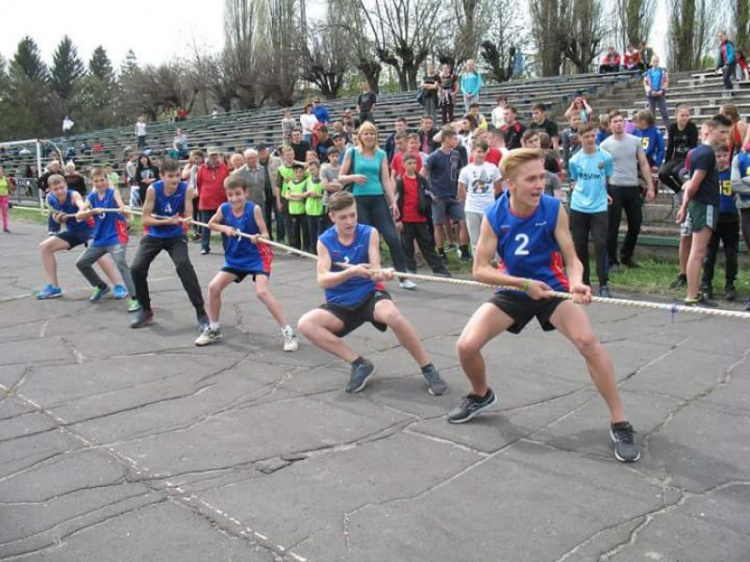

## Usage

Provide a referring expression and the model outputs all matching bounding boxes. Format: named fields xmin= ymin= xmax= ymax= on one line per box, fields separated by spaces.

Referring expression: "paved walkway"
xmin=1 ymin=222 xmax=748 ymax=561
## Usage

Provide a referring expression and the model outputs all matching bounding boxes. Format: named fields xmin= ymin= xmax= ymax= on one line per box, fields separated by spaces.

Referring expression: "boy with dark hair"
xmin=659 ymin=105 xmax=699 ymax=194
xmin=529 ymin=102 xmax=559 ymax=149
xmin=385 ymin=117 xmax=408 ymax=163
xmin=448 ymin=148 xmax=640 ymax=463
xmin=297 ymin=191 xmax=447 ymax=395
xmin=562 ymin=113 xmax=583 ymax=173
xmin=304 ymin=160 xmax=326 ymax=252
xmin=130 ymin=158 xmax=208 ymax=330
xmin=700 ymin=145 xmax=739 ymax=301
xmin=75 ymin=168 xmax=139 ymax=311
xmin=396 ymin=153 xmax=451 ymax=277
xmin=500 ymin=106 xmax=526 ymax=150
xmin=675 ymin=114 xmax=732 ymax=305
xmin=286 ymin=162 xmax=309 ymax=251
xmin=195 ymin=174 xmax=298 ymax=351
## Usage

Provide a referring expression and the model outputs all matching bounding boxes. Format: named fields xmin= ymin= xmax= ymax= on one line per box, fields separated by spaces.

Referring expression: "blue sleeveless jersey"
xmin=221 ymin=202 xmax=272 ymax=273
xmin=719 ymin=167 xmax=736 ymax=214
xmin=48 ymin=190 xmax=90 ymax=233
xmin=485 ymin=193 xmax=569 ymax=295
xmin=147 ymin=181 xmax=187 ymax=239
xmin=736 ymin=152 xmax=750 ymax=206
xmin=319 ymin=223 xmax=382 ymax=306
xmin=88 ymin=188 xmax=127 ymax=247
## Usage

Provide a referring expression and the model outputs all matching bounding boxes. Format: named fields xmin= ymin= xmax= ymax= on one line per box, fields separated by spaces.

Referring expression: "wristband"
xmin=523 ymin=279 xmax=531 ymax=293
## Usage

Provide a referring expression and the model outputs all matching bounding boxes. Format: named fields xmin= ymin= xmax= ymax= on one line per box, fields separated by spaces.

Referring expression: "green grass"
xmin=10 ymin=207 xmax=144 ymax=230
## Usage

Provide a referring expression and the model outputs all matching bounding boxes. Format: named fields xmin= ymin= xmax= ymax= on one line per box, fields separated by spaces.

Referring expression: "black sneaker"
xmin=610 ymin=421 xmax=640 ymax=462
xmin=599 ymin=285 xmax=612 ymax=298
xmin=130 ymin=309 xmax=154 ymax=329
xmin=669 ymin=273 xmax=687 ymax=290
xmin=346 ymin=360 xmax=376 ymax=393
xmin=724 ymin=285 xmax=737 ymax=302
xmin=621 ymin=257 xmax=641 ymax=269
xmin=447 ymin=388 xmax=497 ymax=424
xmin=433 ymin=267 xmax=452 ymax=278
xmin=421 ymin=364 xmax=447 ymax=396
xmin=699 ymin=283 xmax=713 ymax=300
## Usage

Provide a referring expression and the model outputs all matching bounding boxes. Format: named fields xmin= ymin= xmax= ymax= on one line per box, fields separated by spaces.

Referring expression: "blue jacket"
xmin=634 ymin=126 xmax=665 ymax=167
xmin=460 ymin=72 xmax=483 ymax=96
xmin=312 ymin=105 xmax=330 ymax=124
xmin=717 ymin=40 xmax=736 ymax=68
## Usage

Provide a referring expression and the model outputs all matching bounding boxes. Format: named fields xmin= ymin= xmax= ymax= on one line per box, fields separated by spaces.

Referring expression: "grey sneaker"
xmin=346 ymin=360 xmax=376 ymax=393
xmin=422 ymin=364 xmax=447 ymax=396
xmin=282 ymin=326 xmax=299 ymax=352
xmin=447 ymin=388 xmax=497 ymax=423
xmin=130 ymin=308 xmax=154 ymax=329
xmin=610 ymin=421 xmax=641 ymax=463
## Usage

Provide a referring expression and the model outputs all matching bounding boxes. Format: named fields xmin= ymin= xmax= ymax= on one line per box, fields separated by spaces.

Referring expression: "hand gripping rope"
xmin=13 ymin=204 xmax=750 ymax=321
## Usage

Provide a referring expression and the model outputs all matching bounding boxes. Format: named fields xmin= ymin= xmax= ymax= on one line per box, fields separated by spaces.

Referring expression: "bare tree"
xmin=615 ymin=0 xmax=655 ymax=49
xmin=333 ymin=0 xmax=382 ymax=92
xmin=357 ymin=0 xmax=442 ymax=91
xmin=224 ymin=0 xmax=261 ymax=109
xmin=258 ymin=0 xmax=303 ymax=105
xmin=435 ymin=0 xmax=491 ymax=68
xmin=668 ymin=0 xmax=713 ymax=71
xmin=479 ymin=0 xmax=527 ymax=82
xmin=530 ymin=0 xmax=569 ymax=76
xmin=563 ymin=0 xmax=606 ymax=74
xmin=302 ymin=21 xmax=350 ymax=99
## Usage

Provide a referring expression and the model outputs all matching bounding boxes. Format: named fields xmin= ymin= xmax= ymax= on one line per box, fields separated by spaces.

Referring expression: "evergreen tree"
xmin=10 ymin=36 xmax=48 ymax=83
xmin=81 ymin=46 xmax=116 ymax=129
xmin=50 ymin=35 xmax=86 ymax=107
xmin=89 ymin=46 xmax=114 ymax=83
xmin=6 ymin=37 xmax=55 ymax=138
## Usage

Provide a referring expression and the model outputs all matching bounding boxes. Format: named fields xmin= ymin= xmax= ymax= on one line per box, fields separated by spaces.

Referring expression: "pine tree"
xmin=89 ymin=46 xmax=114 ymax=83
xmin=6 ymin=37 xmax=55 ymax=138
xmin=50 ymin=35 xmax=85 ymax=106
xmin=9 ymin=36 xmax=48 ymax=83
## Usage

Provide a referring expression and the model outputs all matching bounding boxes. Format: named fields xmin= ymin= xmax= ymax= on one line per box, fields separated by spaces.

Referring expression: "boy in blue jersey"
xmin=74 ymin=168 xmax=139 ymax=311
xmin=297 ymin=191 xmax=447 ymax=395
xmin=130 ymin=158 xmax=208 ymax=330
xmin=568 ymin=124 xmax=615 ymax=297
xmin=36 ymin=175 xmax=121 ymax=300
xmin=676 ymin=115 xmax=732 ymax=306
xmin=448 ymin=149 xmax=640 ymax=463
xmin=633 ymin=110 xmax=665 ymax=169
xmin=195 ymin=175 xmax=299 ymax=351
xmin=700 ymin=146 xmax=739 ymax=301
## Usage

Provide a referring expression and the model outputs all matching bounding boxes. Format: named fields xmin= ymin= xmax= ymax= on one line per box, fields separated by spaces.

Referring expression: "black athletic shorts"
xmin=56 ymin=229 xmax=91 ymax=249
xmin=221 ymin=267 xmax=269 ymax=283
xmin=489 ymin=292 xmax=567 ymax=334
xmin=320 ymin=290 xmax=392 ymax=337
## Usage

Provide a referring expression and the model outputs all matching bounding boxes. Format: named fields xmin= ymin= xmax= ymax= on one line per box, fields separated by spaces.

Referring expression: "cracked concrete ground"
xmin=1 ymin=222 xmax=748 ymax=561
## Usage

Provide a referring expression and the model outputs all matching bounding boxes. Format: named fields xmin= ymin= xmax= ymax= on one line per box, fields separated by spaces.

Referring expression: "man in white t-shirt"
xmin=458 ymin=140 xmax=502 ymax=251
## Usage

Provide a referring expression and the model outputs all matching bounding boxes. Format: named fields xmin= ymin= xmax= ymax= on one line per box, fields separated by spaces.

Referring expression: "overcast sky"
xmin=3 ymin=0 xmax=667 ymax=70
xmin=1 ymin=0 xmax=324 ymax=68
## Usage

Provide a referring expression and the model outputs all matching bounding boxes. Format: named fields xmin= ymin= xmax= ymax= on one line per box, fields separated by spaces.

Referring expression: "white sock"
xmin=210 ymin=321 xmax=220 ymax=330
xmin=281 ymin=325 xmax=293 ymax=335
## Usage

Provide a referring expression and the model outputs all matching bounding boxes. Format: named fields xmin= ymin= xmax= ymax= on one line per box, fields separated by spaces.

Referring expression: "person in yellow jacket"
xmin=0 ymin=165 xmax=15 ymax=233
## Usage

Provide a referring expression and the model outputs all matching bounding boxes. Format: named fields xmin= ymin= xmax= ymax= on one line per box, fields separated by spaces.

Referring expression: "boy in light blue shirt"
xmin=568 ymin=123 xmax=614 ymax=297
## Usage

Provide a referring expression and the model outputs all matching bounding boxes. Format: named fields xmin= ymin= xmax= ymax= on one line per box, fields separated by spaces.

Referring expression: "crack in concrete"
xmin=0 ymin=476 xmax=127 ymax=506
xmin=1 ymin=366 xmax=32 ymax=399
xmin=57 ymin=336 xmax=86 ymax=364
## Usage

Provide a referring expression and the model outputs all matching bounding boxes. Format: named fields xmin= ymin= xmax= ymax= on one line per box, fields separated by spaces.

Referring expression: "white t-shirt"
xmin=458 ymin=162 xmax=501 ymax=214
xmin=491 ymin=106 xmax=506 ymax=129
xmin=135 ymin=122 xmax=147 ymax=136
xmin=300 ymin=114 xmax=318 ymax=135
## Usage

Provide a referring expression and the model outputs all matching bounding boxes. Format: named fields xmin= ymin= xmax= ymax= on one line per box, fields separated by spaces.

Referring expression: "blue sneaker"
xmin=90 ymin=285 xmax=110 ymax=302
xmin=113 ymin=284 xmax=128 ymax=300
xmin=346 ymin=360 xmax=376 ymax=393
xmin=36 ymin=285 xmax=63 ymax=300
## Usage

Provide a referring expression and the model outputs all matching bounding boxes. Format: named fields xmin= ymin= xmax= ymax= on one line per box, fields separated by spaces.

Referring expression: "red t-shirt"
xmin=197 ymin=163 xmax=230 ymax=211
xmin=401 ymin=175 xmax=426 ymax=223
xmin=485 ymin=148 xmax=502 ymax=165
xmin=391 ymin=151 xmax=422 ymax=179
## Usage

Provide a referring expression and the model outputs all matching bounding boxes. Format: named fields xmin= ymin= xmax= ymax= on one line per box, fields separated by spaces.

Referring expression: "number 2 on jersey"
xmin=514 ymin=233 xmax=530 ymax=255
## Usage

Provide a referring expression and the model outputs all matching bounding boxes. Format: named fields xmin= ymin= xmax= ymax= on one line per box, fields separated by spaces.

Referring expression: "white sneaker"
xmin=399 ymin=278 xmax=417 ymax=290
xmin=282 ymin=327 xmax=299 ymax=352
xmin=195 ymin=326 xmax=222 ymax=346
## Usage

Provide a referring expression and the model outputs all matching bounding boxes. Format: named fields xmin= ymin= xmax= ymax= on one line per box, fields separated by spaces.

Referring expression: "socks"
xmin=352 ymin=356 xmax=368 ymax=367
xmin=210 ymin=321 xmax=220 ymax=330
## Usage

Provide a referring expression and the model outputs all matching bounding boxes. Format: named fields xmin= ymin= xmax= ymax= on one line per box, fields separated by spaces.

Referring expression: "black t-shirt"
xmin=315 ymin=138 xmax=334 ymax=161
xmin=65 ymin=174 xmax=87 ymax=197
xmin=501 ymin=122 xmax=527 ymax=150
xmin=689 ymin=144 xmax=719 ymax=206
xmin=666 ymin=122 xmax=698 ymax=161
xmin=422 ymin=74 xmax=440 ymax=99
xmin=291 ymin=140 xmax=310 ymax=162
xmin=529 ymin=118 xmax=559 ymax=141
xmin=357 ymin=92 xmax=377 ymax=113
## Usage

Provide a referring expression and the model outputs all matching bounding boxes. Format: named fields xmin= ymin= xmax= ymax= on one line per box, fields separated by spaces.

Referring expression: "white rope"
xmin=12 ymin=205 xmax=750 ymax=320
